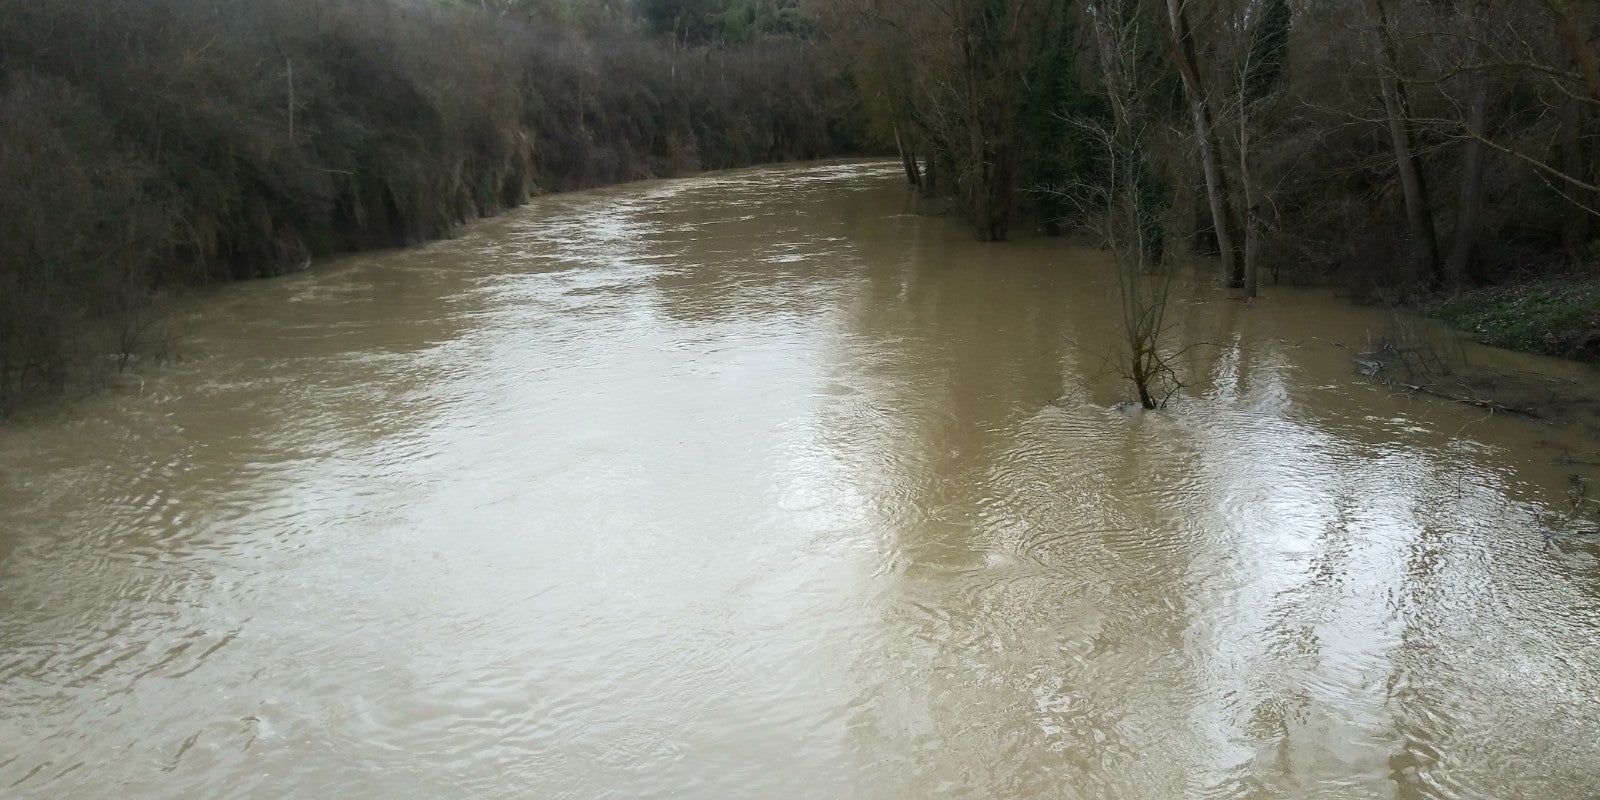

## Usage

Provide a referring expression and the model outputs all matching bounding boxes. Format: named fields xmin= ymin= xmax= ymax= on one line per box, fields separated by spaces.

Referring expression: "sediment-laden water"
xmin=2 ymin=162 xmax=1598 ymax=799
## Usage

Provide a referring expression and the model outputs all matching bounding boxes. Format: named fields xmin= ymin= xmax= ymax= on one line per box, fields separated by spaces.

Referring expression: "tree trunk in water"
xmin=971 ymin=155 xmax=997 ymax=241
xmin=958 ymin=21 xmax=1008 ymax=242
xmin=1166 ymin=0 xmax=1243 ymax=287
xmin=1243 ymin=207 xmax=1260 ymax=299
xmin=1239 ymin=102 xmax=1260 ymax=299
xmin=1133 ymin=348 xmax=1155 ymax=409
xmin=892 ymin=122 xmax=922 ymax=191
xmin=1192 ymin=188 xmax=1219 ymax=255
xmin=1373 ymin=0 xmax=1442 ymax=286
xmin=977 ymin=145 xmax=1015 ymax=241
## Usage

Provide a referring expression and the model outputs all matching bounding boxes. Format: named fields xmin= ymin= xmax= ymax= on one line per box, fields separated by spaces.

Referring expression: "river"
xmin=2 ymin=161 xmax=1598 ymax=799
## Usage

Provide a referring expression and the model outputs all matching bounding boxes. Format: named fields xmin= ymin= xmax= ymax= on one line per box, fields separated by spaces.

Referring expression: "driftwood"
xmin=1396 ymin=382 xmax=1545 ymax=419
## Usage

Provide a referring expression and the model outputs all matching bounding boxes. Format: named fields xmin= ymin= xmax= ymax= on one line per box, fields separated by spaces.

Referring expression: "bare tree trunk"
xmin=1242 ymin=205 xmax=1260 ymax=298
xmin=958 ymin=20 xmax=992 ymax=241
xmin=1560 ymin=96 xmax=1593 ymax=259
xmin=960 ymin=30 xmax=998 ymax=240
xmin=980 ymin=146 xmax=1015 ymax=241
xmin=1447 ymin=84 xmax=1488 ymax=284
xmin=1372 ymin=0 xmax=1442 ymax=286
xmin=1544 ymin=0 xmax=1600 ymax=101
xmin=286 ymin=58 xmax=295 ymax=143
xmin=1132 ymin=347 xmax=1155 ymax=408
xmin=1447 ymin=0 xmax=1489 ymax=285
xmin=1166 ymin=0 xmax=1244 ymax=288
xmin=892 ymin=122 xmax=922 ymax=190
xmin=1239 ymin=96 xmax=1260 ymax=299
xmin=1550 ymin=1 xmax=1598 ymax=258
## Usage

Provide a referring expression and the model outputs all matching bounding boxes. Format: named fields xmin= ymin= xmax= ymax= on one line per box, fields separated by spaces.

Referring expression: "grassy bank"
xmin=1429 ymin=276 xmax=1600 ymax=364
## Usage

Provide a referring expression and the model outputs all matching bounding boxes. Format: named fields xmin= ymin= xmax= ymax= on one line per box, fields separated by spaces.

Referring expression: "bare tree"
xmin=1166 ymin=0 xmax=1246 ymax=287
xmin=1213 ymin=0 xmax=1290 ymax=298
xmin=1080 ymin=0 xmax=1184 ymax=408
xmin=1444 ymin=0 xmax=1491 ymax=283
xmin=1371 ymin=0 xmax=1443 ymax=286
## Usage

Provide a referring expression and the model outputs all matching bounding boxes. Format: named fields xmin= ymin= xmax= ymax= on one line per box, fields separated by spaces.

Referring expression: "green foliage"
xmin=1430 ymin=278 xmax=1600 ymax=360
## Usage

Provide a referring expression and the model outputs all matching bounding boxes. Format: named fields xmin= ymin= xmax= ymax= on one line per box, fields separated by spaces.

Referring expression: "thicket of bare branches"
xmin=811 ymin=0 xmax=1077 ymax=240
xmin=0 ymin=0 xmax=858 ymax=408
xmin=1234 ymin=0 xmax=1599 ymax=292
xmin=814 ymin=0 xmax=1599 ymax=290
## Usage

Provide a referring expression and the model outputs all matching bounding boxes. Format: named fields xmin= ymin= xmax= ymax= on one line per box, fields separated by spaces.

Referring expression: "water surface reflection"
xmin=1 ymin=162 xmax=1597 ymax=799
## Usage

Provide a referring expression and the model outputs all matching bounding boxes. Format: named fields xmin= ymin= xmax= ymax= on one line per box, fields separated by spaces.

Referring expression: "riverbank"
xmin=0 ymin=0 xmax=861 ymax=410
xmin=1428 ymin=274 xmax=1600 ymax=365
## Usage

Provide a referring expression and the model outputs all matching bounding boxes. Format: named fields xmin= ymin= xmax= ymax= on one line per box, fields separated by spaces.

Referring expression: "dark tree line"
xmin=7 ymin=0 xmax=1597 ymax=410
xmin=0 ymin=0 xmax=861 ymax=407
xmin=813 ymin=0 xmax=1600 ymax=294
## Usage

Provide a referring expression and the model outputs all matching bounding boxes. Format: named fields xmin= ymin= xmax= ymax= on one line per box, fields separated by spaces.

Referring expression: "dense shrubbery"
xmin=0 ymin=0 xmax=859 ymax=406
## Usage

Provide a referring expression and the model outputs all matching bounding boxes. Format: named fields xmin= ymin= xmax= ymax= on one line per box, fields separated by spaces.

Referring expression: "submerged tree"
xmin=1080 ymin=0 xmax=1183 ymax=408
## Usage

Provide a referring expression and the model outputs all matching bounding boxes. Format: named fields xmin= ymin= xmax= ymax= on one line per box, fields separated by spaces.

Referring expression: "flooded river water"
xmin=2 ymin=162 xmax=1599 ymax=798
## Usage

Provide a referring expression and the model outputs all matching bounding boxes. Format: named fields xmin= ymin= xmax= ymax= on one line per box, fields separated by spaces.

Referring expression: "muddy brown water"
xmin=2 ymin=162 xmax=1599 ymax=799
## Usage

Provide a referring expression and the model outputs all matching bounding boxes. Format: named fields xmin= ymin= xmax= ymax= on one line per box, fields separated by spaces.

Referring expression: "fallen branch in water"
xmin=1397 ymin=383 xmax=1545 ymax=419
